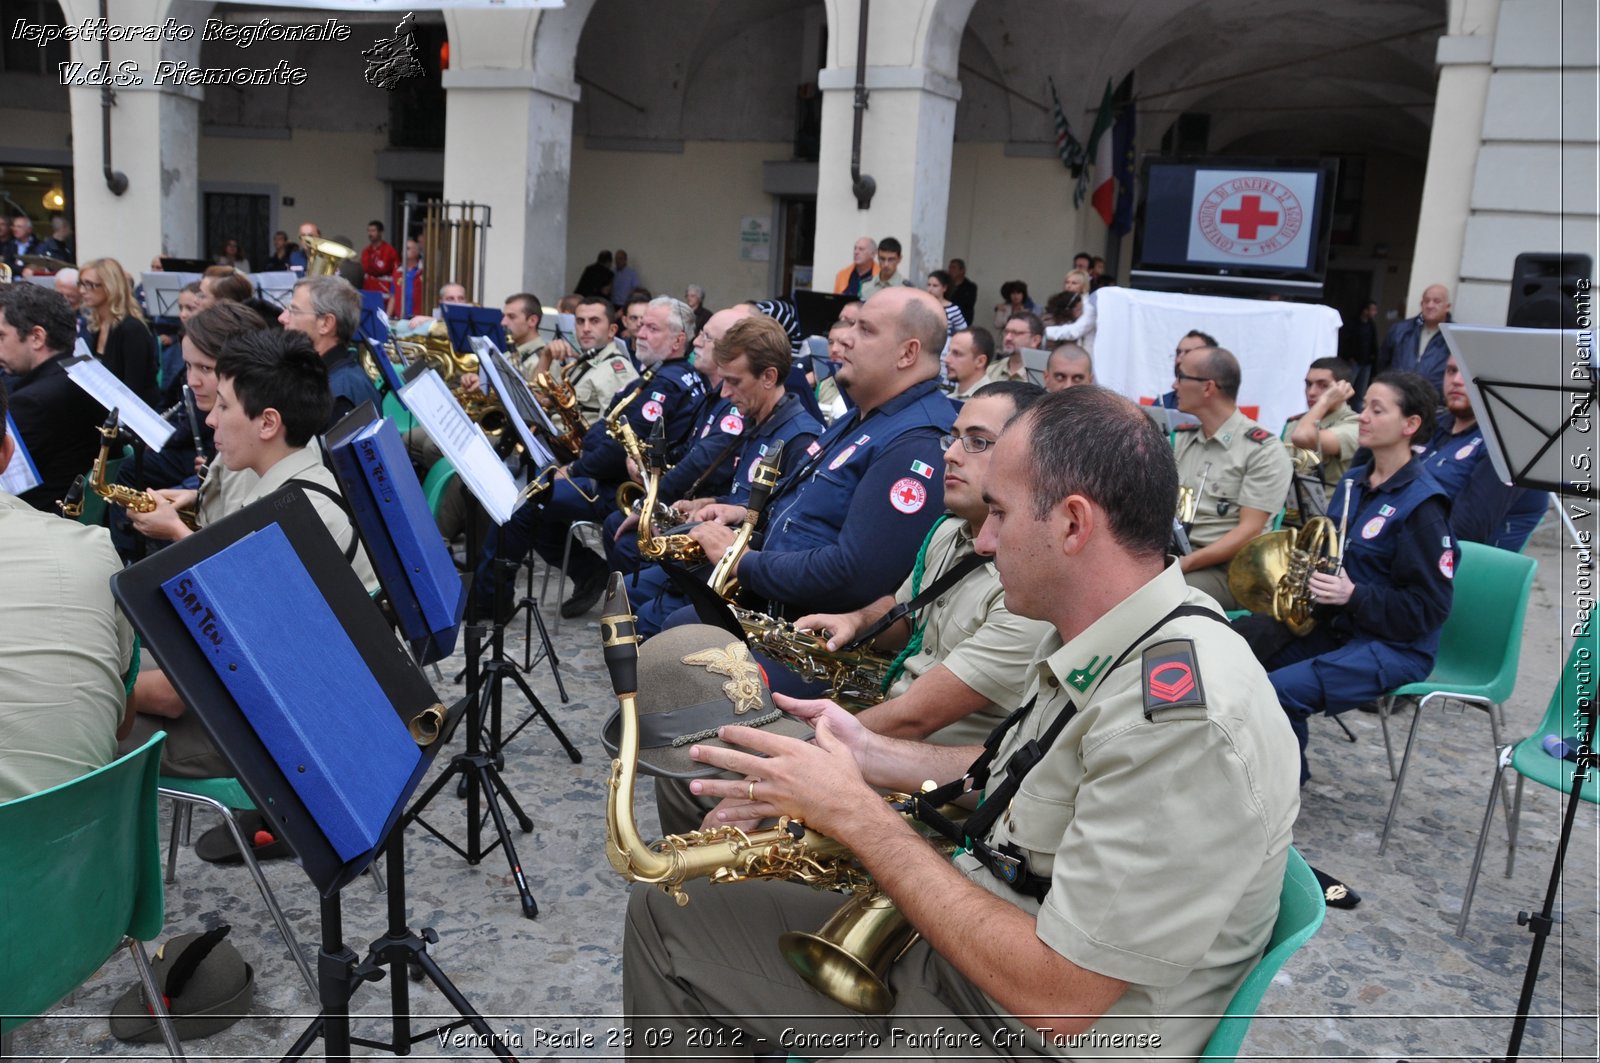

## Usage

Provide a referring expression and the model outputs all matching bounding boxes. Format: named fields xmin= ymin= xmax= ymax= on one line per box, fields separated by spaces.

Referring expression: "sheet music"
xmin=63 ymin=356 xmax=177 ymax=450
xmin=472 ymin=337 xmax=558 ymax=469
xmin=0 ymin=413 xmax=42 ymax=495
xmin=399 ymin=369 xmax=522 ymax=525
xmin=140 ymin=272 xmax=203 ymax=317
xmin=251 ymin=271 xmax=298 ymax=309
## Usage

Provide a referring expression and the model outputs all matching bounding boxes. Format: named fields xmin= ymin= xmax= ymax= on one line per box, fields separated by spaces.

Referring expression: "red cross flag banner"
xmin=1185 ymin=168 xmax=1321 ymax=270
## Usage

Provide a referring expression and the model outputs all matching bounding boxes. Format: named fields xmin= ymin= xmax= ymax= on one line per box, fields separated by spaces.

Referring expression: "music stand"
xmin=441 ymin=304 xmax=505 ymax=355
xmin=111 ymin=488 xmax=514 ymax=1060
xmin=391 ymin=368 xmax=568 ymax=918
xmin=1445 ymin=321 xmax=1597 ymax=1063
xmin=252 ymin=271 xmax=298 ymax=309
xmin=793 ymin=289 xmax=855 ymax=337
xmin=141 ymin=271 xmax=202 ymax=319
xmin=469 ymin=337 xmax=579 ymax=745
xmin=63 ymin=356 xmax=178 ymax=451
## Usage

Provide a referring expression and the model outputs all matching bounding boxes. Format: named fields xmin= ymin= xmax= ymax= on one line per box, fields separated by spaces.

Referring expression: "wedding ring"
xmin=747 ymin=779 xmax=757 ymax=801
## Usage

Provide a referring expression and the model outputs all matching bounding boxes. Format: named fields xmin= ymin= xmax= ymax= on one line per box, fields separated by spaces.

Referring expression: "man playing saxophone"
xmin=624 ymin=387 xmax=1301 ymax=1060
xmin=528 ymin=295 xmax=637 ymax=425
xmin=792 ymin=381 xmax=1053 ymax=748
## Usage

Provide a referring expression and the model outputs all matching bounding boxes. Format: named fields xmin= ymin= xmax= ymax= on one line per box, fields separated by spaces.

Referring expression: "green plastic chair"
xmin=1455 ymin=639 xmax=1597 ymax=935
xmin=1199 ymin=846 xmax=1326 ymax=1061
xmin=382 ymin=389 xmax=416 ymax=434
xmin=422 ymin=456 xmax=458 ymax=516
xmin=1377 ymin=541 xmax=1538 ymax=855
xmin=75 ymin=444 xmax=133 ymax=528
xmin=158 ymin=775 xmax=317 ymax=994
xmin=0 ymin=734 xmax=184 ymax=1059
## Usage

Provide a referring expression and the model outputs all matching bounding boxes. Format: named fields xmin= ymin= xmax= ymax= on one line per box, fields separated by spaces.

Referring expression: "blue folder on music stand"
xmin=441 ymin=304 xmax=505 ymax=354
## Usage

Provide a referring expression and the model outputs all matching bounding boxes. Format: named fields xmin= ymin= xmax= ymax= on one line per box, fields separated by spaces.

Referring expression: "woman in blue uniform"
xmin=1256 ymin=371 xmax=1458 ymax=783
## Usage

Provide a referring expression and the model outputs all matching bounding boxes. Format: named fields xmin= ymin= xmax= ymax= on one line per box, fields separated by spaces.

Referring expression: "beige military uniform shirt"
xmin=953 ymin=561 xmax=1301 ymax=1058
xmin=885 ymin=517 xmax=1053 ymax=746
xmin=858 ymin=273 xmax=913 ymax=299
xmin=1173 ymin=408 xmax=1294 ymax=548
xmin=512 ymin=336 xmax=548 ymax=379
xmin=0 ymin=492 xmax=134 ymax=802
xmin=194 ymin=462 xmax=259 ymax=528
xmin=1291 ymin=402 xmax=1361 ymax=499
xmin=984 ymin=357 xmax=1025 ymax=384
xmin=566 ymin=341 xmax=639 ymax=426
xmin=242 ymin=444 xmax=380 ymax=595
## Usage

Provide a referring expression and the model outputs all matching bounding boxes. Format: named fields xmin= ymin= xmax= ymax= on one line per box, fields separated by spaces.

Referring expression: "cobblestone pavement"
xmin=10 ymin=517 xmax=1596 ymax=1061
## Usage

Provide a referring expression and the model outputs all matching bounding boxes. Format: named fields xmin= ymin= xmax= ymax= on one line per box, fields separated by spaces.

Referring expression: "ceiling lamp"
xmin=42 ymin=187 xmax=66 ymax=212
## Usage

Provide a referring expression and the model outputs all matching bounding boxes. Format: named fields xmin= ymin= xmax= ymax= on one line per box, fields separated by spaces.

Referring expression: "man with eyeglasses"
xmin=278 ymin=274 xmax=380 ymax=430
xmin=654 ymin=380 xmax=1042 ymax=836
xmin=987 ymin=311 xmax=1044 ymax=383
xmin=1171 ymin=345 xmax=1292 ymax=610
xmin=794 ymin=381 xmax=1053 ymax=745
xmin=1153 ymin=329 xmax=1217 ymax=408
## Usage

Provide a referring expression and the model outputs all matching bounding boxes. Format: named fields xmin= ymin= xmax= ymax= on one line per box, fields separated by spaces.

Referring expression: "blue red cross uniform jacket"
xmin=568 ymin=359 xmax=706 ymax=489
xmin=1325 ymin=456 xmax=1456 ymax=659
xmin=737 ymin=377 xmax=957 ymax=617
xmin=1422 ymin=423 xmax=1549 ymax=552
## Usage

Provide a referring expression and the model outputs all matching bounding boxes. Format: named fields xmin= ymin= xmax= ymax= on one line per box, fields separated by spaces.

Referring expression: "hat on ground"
xmin=111 ymin=925 xmax=255 ymax=1043
xmin=601 ymin=623 xmax=811 ymax=779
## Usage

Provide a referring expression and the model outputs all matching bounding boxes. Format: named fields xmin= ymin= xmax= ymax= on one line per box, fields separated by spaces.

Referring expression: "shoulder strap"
xmin=907 ymin=602 xmax=1228 ymax=899
xmin=288 ymin=478 xmax=360 ymax=563
xmin=847 ymin=530 xmax=988 ymax=650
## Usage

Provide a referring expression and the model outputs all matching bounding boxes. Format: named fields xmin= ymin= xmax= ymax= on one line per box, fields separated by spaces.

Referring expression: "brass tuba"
xmin=708 ymin=442 xmax=784 ymax=600
xmin=732 ymin=607 xmax=892 ymax=709
xmin=600 ymin=575 xmax=930 ymax=1014
xmin=59 ymin=410 xmax=198 ymax=528
xmin=1226 ymin=512 xmax=1344 ymax=636
xmin=300 ymin=235 xmax=358 ymax=278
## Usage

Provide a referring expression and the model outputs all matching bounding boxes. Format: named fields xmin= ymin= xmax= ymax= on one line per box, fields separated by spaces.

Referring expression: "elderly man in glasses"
xmin=1170 ymin=344 xmax=1293 ymax=610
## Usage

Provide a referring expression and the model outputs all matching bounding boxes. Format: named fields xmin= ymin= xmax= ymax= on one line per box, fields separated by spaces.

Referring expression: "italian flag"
xmin=910 ymin=460 xmax=935 ymax=479
xmin=1087 ymin=79 xmax=1116 ymax=226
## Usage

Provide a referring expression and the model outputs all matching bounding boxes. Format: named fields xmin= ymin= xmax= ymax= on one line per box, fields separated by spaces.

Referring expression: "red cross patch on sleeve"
xmin=888 ymin=477 xmax=927 ymax=514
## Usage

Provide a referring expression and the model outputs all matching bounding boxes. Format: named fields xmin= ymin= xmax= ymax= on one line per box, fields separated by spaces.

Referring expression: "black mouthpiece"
xmin=599 ymin=573 xmax=640 ymax=695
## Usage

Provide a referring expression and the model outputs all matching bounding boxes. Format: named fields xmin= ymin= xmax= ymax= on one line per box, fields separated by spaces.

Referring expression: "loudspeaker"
xmin=1506 ymin=252 xmax=1592 ymax=329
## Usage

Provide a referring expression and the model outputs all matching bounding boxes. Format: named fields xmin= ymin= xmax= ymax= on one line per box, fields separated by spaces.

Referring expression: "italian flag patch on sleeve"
xmin=910 ymin=460 xmax=935 ymax=479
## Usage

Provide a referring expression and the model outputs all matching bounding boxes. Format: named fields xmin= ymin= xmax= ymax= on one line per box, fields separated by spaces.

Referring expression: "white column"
xmin=442 ymin=1 xmax=593 ymax=306
xmin=1407 ymin=0 xmax=1501 ymax=312
xmin=59 ymin=0 xmax=207 ymax=265
xmin=813 ymin=0 xmax=975 ymax=287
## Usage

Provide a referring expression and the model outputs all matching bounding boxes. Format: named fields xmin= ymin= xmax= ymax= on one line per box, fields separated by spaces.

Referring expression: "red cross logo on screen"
xmin=1196 ymin=177 xmax=1304 ymax=258
xmin=1219 ymin=195 xmax=1279 ymax=240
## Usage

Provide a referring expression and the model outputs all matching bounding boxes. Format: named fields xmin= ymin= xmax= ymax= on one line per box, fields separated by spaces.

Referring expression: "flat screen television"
xmin=1131 ymin=157 xmax=1338 ymax=298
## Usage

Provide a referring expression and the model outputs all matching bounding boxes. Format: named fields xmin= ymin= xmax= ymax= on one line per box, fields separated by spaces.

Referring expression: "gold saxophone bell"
xmin=532 ymin=365 xmax=588 ymax=458
xmin=779 ymin=890 xmax=922 ymax=1014
xmin=0 ymin=262 xmax=11 ymax=284
xmin=1176 ymin=485 xmax=1199 ymax=526
xmin=1227 ymin=515 xmax=1342 ymax=636
xmin=407 ymin=702 xmax=447 ymax=745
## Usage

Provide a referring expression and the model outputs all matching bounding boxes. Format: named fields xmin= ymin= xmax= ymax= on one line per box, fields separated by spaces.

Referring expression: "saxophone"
xmin=707 ymin=441 xmax=784 ymax=600
xmin=732 ymin=607 xmax=892 ymax=709
xmin=605 ymin=368 xmax=658 ymax=511
xmin=634 ymin=418 xmax=704 ymax=564
xmin=600 ymin=575 xmax=928 ymax=1014
xmin=532 ymin=361 xmax=588 ymax=457
xmin=59 ymin=410 xmax=198 ymax=529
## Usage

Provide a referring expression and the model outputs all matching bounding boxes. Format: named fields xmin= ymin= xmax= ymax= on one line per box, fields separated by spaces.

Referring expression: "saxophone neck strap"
xmin=848 ymin=540 xmax=988 ymax=650
xmin=906 ymin=602 xmax=1229 ymax=900
xmin=287 ymin=479 xmax=360 ymax=563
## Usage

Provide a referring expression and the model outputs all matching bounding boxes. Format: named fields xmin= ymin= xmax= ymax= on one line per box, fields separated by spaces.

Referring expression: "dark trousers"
xmin=475 ymin=476 xmax=608 ymax=603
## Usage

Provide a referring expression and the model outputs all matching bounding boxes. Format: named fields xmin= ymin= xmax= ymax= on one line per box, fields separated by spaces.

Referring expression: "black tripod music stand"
xmin=1445 ymin=321 xmax=1597 ymax=1063
xmin=404 ymin=496 xmax=581 ymax=921
xmin=112 ymin=487 xmax=517 ymax=1061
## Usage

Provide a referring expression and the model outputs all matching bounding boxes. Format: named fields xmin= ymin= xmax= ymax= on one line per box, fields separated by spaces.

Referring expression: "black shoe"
xmin=1357 ymin=695 xmax=1415 ymax=715
xmin=560 ymin=570 xmax=607 ymax=618
xmin=195 ymin=810 xmax=294 ymax=864
xmin=1311 ymin=866 xmax=1361 ymax=909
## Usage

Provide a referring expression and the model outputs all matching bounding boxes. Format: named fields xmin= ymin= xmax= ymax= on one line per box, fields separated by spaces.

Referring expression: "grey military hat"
xmin=601 ymin=624 xmax=811 ymax=779
xmin=110 ymin=926 xmax=254 ymax=1043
